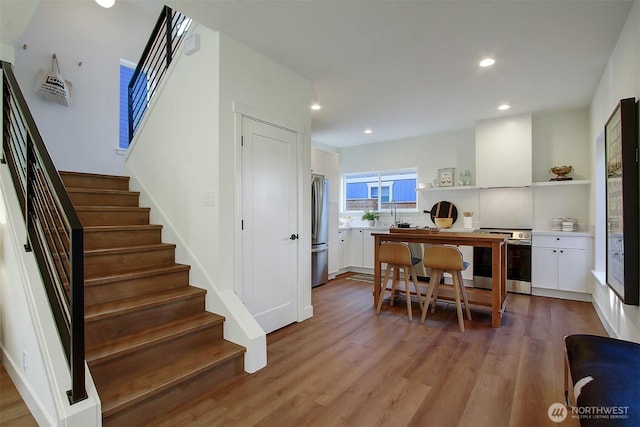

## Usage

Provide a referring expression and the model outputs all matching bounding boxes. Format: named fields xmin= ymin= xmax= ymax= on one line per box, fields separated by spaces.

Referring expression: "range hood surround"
xmin=475 ymin=113 xmax=532 ymax=188
xmin=478 ymin=187 xmax=533 ymax=229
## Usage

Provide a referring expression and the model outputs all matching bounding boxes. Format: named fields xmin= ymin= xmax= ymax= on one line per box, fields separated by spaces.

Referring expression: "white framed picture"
xmin=438 ymin=168 xmax=455 ymax=187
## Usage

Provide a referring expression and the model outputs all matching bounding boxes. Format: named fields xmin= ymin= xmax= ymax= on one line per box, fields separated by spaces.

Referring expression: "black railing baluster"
xmin=69 ymin=226 xmax=86 ymax=403
xmin=24 ymin=136 xmax=32 ymax=252
xmin=165 ymin=6 xmax=173 ymax=67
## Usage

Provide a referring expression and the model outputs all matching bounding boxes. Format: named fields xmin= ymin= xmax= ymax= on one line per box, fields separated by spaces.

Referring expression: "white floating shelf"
xmin=416 ymin=180 xmax=591 ymax=191
xmin=531 ymin=179 xmax=591 ymax=187
xmin=416 ymin=186 xmax=477 ymax=192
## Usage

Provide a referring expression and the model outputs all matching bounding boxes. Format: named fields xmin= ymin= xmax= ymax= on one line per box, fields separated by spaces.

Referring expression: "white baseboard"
xmin=531 ymin=287 xmax=592 ymax=302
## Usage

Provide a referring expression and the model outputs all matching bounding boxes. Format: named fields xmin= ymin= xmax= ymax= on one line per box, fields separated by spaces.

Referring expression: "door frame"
xmin=232 ymin=101 xmax=312 ymax=325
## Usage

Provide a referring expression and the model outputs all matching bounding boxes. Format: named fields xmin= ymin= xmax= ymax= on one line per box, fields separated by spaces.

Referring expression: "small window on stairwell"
xmin=119 ymin=60 xmax=136 ymax=150
xmin=119 ymin=59 xmax=148 ymax=149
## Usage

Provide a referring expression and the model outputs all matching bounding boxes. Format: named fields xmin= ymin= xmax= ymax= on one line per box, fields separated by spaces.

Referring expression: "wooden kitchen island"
xmin=372 ymin=229 xmax=510 ymax=328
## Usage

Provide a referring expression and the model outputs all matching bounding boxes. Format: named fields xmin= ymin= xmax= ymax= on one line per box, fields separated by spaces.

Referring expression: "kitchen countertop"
xmin=339 ymin=225 xmax=594 ymax=237
xmin=532 ymin=229 xmax=593 ymax=237
xmin=339 ymin=225 xmax=389 ymax=230
xmin=339 ymin=225 xmax=477 ymax=232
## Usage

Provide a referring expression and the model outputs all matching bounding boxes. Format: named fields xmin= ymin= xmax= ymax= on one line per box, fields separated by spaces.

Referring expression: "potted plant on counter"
xmin=361 ymin=210 xmax=380 ymax=227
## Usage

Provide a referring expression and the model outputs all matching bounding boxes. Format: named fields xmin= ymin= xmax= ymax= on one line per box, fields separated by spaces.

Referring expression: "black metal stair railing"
xmin=128 ymin=5 xmax=192 ymax=144
xmin=1 ymin=60 xmax=86 ymax=404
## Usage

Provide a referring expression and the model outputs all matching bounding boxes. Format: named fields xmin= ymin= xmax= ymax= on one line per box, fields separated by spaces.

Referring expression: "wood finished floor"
xmin=0 ymin=364 xmax=38 ymax=427
xmin=146 ymin=274 xmax=607 ymax=427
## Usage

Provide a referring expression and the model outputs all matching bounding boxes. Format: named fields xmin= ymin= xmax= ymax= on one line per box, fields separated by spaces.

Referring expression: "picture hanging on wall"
xmin=604 ymin=97 xmax=639 ymax=305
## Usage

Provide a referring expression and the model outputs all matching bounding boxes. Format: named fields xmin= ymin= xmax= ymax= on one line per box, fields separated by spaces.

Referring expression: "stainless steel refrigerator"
xmin=311 ymin=174 xmax=329 ymax=287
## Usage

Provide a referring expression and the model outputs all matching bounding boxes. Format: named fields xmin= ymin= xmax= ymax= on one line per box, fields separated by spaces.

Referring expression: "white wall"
xmin=125 ymin=23 xmax=312 ymax=372
xmin=532 ymin=109 xmax=590 ymax=182
xmin=589 ymin=0 xmax=640 ymax=341
xmin=12 ymin=0 xmax=158 ymax=175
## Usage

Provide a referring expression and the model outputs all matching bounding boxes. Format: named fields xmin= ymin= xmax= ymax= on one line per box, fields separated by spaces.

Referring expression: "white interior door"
xmin=241 ymin=116 xmax=298 ymax=334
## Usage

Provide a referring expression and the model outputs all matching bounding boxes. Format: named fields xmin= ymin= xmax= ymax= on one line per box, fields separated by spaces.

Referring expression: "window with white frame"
xmin=342 ymin=169 xmax=417 ymax=213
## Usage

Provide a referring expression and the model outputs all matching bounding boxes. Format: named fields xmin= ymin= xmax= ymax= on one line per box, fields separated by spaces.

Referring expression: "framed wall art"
xmin=605 ymin=97 xmax=639 ymax=305
xmin=438 ymin=168 xmax=455 ymax=187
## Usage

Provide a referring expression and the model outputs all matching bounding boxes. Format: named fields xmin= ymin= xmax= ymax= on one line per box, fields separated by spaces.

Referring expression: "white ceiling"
xmin=164 ymin=1 xmax=632 ymax=147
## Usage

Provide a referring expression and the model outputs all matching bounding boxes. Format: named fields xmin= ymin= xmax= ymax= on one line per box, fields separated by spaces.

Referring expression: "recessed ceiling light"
xmin=498 ymin=104 xmax=511 ymax=111
xmin=364 ymin=129 xmax=373 ymax=134
xmin=311 ymin=103 xmax=322 ymax=110
xmin=479 ymin=58 xmax=495 ymax=67
xmin=95 ymin=0 xmax=115 ymax=8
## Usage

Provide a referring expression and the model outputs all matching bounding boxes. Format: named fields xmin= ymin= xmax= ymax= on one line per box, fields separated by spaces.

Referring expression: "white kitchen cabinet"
xmin=532 ymin=234 xmax=588 ymax=293
xmin=362 ymin=230 xmax=376 ymax=269
xmin=328 ymin=201 xmax=340 ymax=276
xmin=311 ymin=148 xmax=339 ymax=202
xmin=337 ymin=230 xmax=347 ymax=271
xmin=346 ymin=229 xmax=363 ymax=268
xmin=476 ymin=113 xmax=532 ymax=188
xmin=342 ymin=228 xmax=380 ymax=270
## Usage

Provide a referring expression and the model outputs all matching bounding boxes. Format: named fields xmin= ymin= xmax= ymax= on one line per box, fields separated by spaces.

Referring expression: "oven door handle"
xmin=507 ymin=240 xmax=531 ymax=246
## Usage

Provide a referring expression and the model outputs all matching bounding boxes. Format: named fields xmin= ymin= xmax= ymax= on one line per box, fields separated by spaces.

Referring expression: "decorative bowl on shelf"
xmin=434 ymin=218 xmax=453 ymax=229
xmin=550 ymin=165 xmax=573 ymax=180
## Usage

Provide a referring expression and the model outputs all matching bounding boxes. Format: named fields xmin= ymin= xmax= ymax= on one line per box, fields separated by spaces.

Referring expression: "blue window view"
xmin=119 ymin=64 xmax=135 ymax=149
xmin=344 ymin=170 xmax=417 ymax=211
xmin=119 ymin=63 xmax=148 ymax=148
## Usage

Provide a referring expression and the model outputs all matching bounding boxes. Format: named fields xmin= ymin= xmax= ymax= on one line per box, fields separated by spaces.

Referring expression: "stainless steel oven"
xmin=473 ymin=228 xmax=532 ymax=294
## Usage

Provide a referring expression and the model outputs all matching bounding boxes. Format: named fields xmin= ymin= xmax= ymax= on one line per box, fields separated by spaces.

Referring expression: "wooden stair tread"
xmin=61 ymin=171 xmax=129 ymax=181
xmin=85 ymin=287 xmax=206 ymax=322
xmin=85 ymin=224 xmax=162 ymax=232
xmin=75 ymin=206 xmax=150 ymax=212
xmin=85 ymin=264 xmax=190 ymax=287
xmin=67 ymin=187 xmax=140 ymax=196
xmin=99 ymin=339 xmax=246 ymax=417
xmin=86 ymin=312 xmax=225 ymax=365
xmin=85 ymin=242 xmax=176 ymax=257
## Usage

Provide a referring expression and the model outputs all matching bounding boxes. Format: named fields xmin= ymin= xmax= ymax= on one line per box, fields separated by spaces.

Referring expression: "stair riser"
xmin=69 ymin=192 xmax=139 ymax=207
xmin=61 ymin=173 xmax=130 ymax=191
xmin=85 ymin=295 xmax=205 ymax=349
xmin=84 ymin=247 xmax=175 ymax=279
xmin=89 ymin=325 xmax=224 ymax=377
xmin=77 ymin=210 xmax=150 ymax=226
xmin=102 ymin=356 xmax=244 ymax=426
xmin=84 ymin=228 xmax=162 ymax=250
xmin=85 ymin=269 xmax=190 ymax=306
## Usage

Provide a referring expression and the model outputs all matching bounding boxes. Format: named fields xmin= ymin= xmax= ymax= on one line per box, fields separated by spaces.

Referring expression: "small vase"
xmin=464 ymin=217 xmax=473 ymax=229
xmin=367 ymin=220 xmax=375 ymax=227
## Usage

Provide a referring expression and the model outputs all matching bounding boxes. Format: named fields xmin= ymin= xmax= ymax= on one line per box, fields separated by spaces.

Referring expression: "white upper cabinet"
xmin=475 ymin=113 xmax=532 ymax=188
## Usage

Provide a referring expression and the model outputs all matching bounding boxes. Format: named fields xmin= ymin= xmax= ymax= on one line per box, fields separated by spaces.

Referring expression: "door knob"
xmin=290 ymin=234 xmax=299 ymax=240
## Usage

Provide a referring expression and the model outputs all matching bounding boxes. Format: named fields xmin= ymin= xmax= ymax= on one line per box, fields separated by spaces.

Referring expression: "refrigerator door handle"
xmin=311 ymin=244 xmax=328 ymax=253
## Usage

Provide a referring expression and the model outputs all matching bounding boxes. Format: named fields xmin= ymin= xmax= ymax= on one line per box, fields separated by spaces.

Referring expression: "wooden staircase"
xmin=60 ymin=171 xmax=245 ymax=426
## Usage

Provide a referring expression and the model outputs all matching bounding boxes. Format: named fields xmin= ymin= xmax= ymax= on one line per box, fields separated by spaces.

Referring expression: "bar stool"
xmin=376 ymin=242 xmax=424 ymax=321
xmin=421 ymin=245 xmax=472 ymax=331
